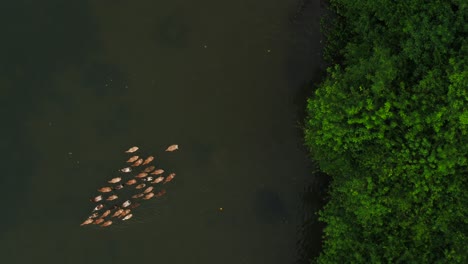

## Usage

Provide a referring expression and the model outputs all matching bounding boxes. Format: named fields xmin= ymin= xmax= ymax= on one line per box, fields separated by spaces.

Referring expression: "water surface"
xmin=0 ymin=1 xmax=326 ymax=263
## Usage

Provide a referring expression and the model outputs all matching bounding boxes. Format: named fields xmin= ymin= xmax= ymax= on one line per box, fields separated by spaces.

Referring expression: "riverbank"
xmin=305 ymin=1 xmax=467 ymax=262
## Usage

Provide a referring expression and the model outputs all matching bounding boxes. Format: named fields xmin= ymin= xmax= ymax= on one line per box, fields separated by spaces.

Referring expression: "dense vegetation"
xmin=305 ymin=0 xmax=467 ymax=262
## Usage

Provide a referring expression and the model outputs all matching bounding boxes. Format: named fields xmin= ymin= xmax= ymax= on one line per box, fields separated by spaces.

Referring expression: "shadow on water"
xmin=285 ymin=1 xmax=333 ymax=262
xmin=296 ymin=169 xmax=331 ymax=263
xmin=0 ymin=1 xmax=100 ymax=229
xmin=253 ymin=189 xmax=289 ymax=224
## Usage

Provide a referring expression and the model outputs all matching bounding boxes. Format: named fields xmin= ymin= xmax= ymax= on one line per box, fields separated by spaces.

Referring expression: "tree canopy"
xmin=305 ymin=0 xmax=467 ymax=262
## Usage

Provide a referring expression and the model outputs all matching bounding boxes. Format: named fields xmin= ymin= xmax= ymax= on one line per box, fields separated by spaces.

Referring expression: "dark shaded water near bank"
xmin=0 ymin=1 xmax=327 ymax=263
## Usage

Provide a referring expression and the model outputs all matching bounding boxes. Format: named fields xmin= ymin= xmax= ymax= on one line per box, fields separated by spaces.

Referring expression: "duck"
xmin=126 ymin=155 xmax=139 ymax=163
xmin=142 ymin=156 xmax=154 ymax=165
xmin=91 ymin=195 xmax=103 ymax=202
xmin=112 ymin=209 xmax=124 ymax=217
xmin=80 ymin=218 xmax=94 ymax=226
xmin=155 ymin=189 xmax=167 ymax=197
xmin=106 ymin=195 xmax=118 ymax=201
xmin=101 ymin=210 xmax=111 ymax=218
xmin=143 ymin=186 xmax=154 ymax=194
xmin=165 ymin=144 xmax=179 ymax=152
xmin=122 ymin=200 xmax=131 ymax=208
xmin=98 ymin=187 xmax=113 ymax=193
xmin=135 ymin=183 xmax=146 ymax=189
xmin=132 ymin=193 xmax=145 ymax=199
xmin=143 ymin=176 xmax=154 ymax=182
xmin=114 ymin=184 xmax=124 ymax=190
xmin=163 ymin=173 xmax=176 ymax=184
xmin=108 ymin=177 xmax=121 ymax=184
xmin=150 ymin=169 xmax=164 ymax=175
xmin=125 ymin=146 xmax=139 ymax=153
xmin=101 ymin=220 xmax=113 ymax=227
xmin=93 ymin=204 xmax=104 ymax=211
xmin=120 ymin=167 xmax=132 ymax=173
xmin=130 ymin=202 xmax=141 ymax=209
xmin=143 ymin=166 xmax=155 ymax=173
xmin=118 ymin=209 xmax=131 ymax=218
xmin=135 ymin=172 xmax=148 ymax=178
xmin=131 ymin=159 xmax=144 ymax=167
xmin=126 ymin=179 xmax=137 ymax=185
xmin=151 ymin=176 xmax=164 ymax=184
xmin=143 ymin=192 xmax=155 ymax=200
xmin=122 ymin=214 xmax=133 ymax=221
xmin=89 ymin=212 xmax=99 ymax=219
xmin=93 ymin=218 xmax=105 ymax=225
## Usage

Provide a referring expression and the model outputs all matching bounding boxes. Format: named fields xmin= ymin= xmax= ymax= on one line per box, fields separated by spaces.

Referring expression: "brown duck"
xmin=143 ymin=166 xmax=155 ymax=173
xmin=80 ymin=218 xmax=94 ymax=226
xmin=101 ymin=220 xmax=113 ymax=227
xmin=98 ymin=187 xmax=113 ymax=193
xmin=164 ymin=173 xmax=176 ymax=184
xmin=125 ymin=146 xmax=139 ymax=153
xmin=131 ymin=159 xmax=143 ymax=167
xmin=106 ymin=195 xmax=118 ymax=201
xmin=126 ymin=179 xmax=137 ymax=185
xmin=142 ymin=156 xmax=154 ymax=165
xmin=135 ymin=183 xmax=146 ymax=189
xmin=165 ymin=144 xmax=179 ymax=152
xmin=108 ymin=177 xmax=121 ymax=184
xmin=150 ymin=169 xmax=164 ymax=175
xmin=135 ymin=172 xmax=148 ymax=178
xmin=126 ymin=155 xmax=139 ymax=163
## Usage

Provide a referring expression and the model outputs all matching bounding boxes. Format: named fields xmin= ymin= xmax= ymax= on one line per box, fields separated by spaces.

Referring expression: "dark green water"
xmin=0 ymin=1 xmax=326 ymax=263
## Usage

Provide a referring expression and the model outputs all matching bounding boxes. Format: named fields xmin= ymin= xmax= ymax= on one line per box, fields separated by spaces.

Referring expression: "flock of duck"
xmin=80 ymin=144 xmax=179 ymax=227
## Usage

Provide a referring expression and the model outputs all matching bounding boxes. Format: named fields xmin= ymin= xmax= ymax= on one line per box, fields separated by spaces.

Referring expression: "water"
xmin=0 ymin=1 xmax=326 ymax=263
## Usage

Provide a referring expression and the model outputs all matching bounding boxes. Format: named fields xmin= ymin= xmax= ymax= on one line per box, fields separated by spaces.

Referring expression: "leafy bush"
xmin=306 ymin=0 xmax=467 ymax=262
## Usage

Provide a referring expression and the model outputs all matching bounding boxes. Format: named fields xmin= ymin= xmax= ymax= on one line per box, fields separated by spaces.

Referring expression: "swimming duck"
xmin=89 ymin=212 xmax=99 ymax=219
xmin=151 ymin=176 xmax=164 ymax=184
xmin=126 ymin=179 xmax=137 ymax=185
xmin=150 ymin=169 xmax=164 ymax=175
xmin=122 ymin=214 xmax=133 ymax=221
xmin=130 ymin=202 xmax=141 ymax=209
xmin=125 ymin=146 xmax=139 ymax=153
xmin=126 ymin=155 xmax=139 ymax=163
xmin=118 ymin=209 xmax=131 ymax=218
xmin=93 ymin=204 xmax=104 ymax=211
xmin=101 ymin=220 xmax=113 ymax=227
xmin=114 ymin=184 xmax=124 ymax=190
xmin=120 ymin=167 xmax=132 ymax=173
xmin=91 ymin=195 xmax=103 ymax=202
xmin=108 ymin=177 xmax=122 ymax=184
xmin=165 ymin=144 xmax=179 ymax=152
xmin=135 ymin=172 xmax=148 ymax=178
xmin=143 ymin=176 xmax=154 ymax=182
xmin=143 ymin=192 xmax=155 ymax=200
xmin=122 ymin=200 xmax=131 ymax=208
xmin=106 ymin=195 xmax=118 ymax=201
xmin=101 ymin=210 xmax=111 ymax=218
xmin=143 ymin=166 xmax=155 ymax=173
xmin=112 ymin=209 xmax=124 ymax=217
xmin=143 ymin=186 xmax=154 ymax=194
xmin=164 ymin=173 xmax=176 ymax=184
xmin=135 ymin=183 xmax=146 ymax=189
xmin=155 ymin=189 xmax=167 ymax=197
xmin=133 ymin=193 xmax=145 ymax=199
xmin=93 ymin=218 xmax=105 ymax=225
xmin=80 ymin=218 xmax=94 ymax=226
xmin=131 ymin=158 xmax=144 ymax=167
xmin=142 ymin=156 xmax=154 ymax=165
xmin=98 ymin=187 xmax=113 ymax=193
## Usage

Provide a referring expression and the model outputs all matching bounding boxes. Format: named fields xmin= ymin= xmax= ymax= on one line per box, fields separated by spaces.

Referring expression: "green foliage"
xmin=306 ymin=0 xmax=467 ymax=262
